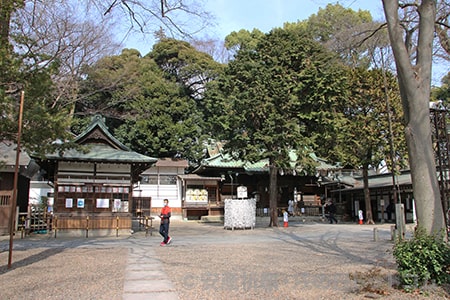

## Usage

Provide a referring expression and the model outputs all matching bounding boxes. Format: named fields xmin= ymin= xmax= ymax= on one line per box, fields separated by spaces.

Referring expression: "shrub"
xmin=393 ymin=228 xmax=450 ymax=290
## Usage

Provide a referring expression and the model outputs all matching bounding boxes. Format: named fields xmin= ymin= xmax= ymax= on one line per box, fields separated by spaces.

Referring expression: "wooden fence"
xmin=50 ymin=214 xmax=132 ymax=237
xmin=54 ymin=215 xmax=131 ymax=230
xmin=0 ymin=191 xmax=12 ymax=234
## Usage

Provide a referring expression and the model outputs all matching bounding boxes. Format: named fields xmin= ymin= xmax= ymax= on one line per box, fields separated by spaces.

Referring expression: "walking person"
xmin=299 ymin=199 xmax=305 ymax=216
xmin=287 ymin=199 xmax=294 ymax=216
xmin=159 ymin=199 xmax=172 ymax=246
xmin=325 ymin=200 xmax=338 ymax=224
xmin=386 ymin=201 xmax=393 ymax=222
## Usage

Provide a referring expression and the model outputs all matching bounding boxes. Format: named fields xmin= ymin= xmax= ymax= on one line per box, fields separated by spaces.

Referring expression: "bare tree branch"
xmin=104 ymin=0 xmax=119 ymax=15
xmin=102 ymin=0 xmax=213 ymax=39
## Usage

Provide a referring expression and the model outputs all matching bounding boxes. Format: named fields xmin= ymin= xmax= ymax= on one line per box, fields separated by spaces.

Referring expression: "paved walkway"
xmin=122 ymin=238 xmax=179 ymax=300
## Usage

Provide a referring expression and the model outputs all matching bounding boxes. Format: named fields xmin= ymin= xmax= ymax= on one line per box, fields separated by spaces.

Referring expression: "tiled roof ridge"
xmin=74 ymin=115 xmax=130 ymax=151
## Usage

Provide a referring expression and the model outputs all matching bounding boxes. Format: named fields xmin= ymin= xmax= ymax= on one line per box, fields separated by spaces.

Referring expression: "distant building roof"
xmin=154 ymin=158 xmax=189 ymax=168
xmin=193 ymin=146 xmax=339 ymax=175
xmin=178 ymin=174 xmax=222 ymax=181
xmin=0 ymin=141 xmax=41 ymax=178
xmin=140 ymin=158 xmax=189 ymax=175
xmin=0 ymin=141 xmax=31 ymax=166
xmin=74 ymin=115 xmax=130 ymax=150
xmin=336 ymin=171 xmax=413 ymax=193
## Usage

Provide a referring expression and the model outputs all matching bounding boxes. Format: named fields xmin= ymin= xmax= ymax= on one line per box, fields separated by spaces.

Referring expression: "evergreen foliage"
xmin=393 ymin=228 xmax=450 ymax=289
xmin=77 ymin=42 xmax=223 ymax=162
xmin=218 ymin=28 xmax=347 ymax=170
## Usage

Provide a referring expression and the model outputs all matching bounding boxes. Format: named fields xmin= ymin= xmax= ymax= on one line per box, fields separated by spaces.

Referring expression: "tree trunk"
xmin=269 ymin=164 xmax=279 ymax=227
xmin=0 ymin=1 xmax=11 ymax=48
xmin=363 ymin=164 xmax=375 ymax=224
xmin=383 ymin=0 xmax=446 ymax=236
xmin=0 ymin=1 xmax=23 ymax=50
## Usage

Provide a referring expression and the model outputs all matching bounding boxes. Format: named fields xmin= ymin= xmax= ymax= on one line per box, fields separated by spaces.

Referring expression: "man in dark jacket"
xmin=325 ymin=200 xmax=338 ymax=224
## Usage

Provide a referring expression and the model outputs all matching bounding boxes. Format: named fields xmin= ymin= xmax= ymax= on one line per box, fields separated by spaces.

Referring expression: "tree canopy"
xmin=211 ymin=28 xmax=348 ymax=225
xmin=336 ymin=67 xmax=405 ymax=223
xmin=150 ymin=38 xmax=224 ymax=99
xmin=284 ymin=3 xmax=389 ymax=69
xmin=0 ymin=0 xmax=212 ymax=157
xmin=77 ymin=40 xmax=223 ymax=162
xmin=0 ymin=1 xmax=75 ymax=156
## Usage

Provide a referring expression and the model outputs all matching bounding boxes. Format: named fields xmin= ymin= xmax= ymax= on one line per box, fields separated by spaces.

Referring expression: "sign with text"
xmin=237 ymin=186 xmax=248 ymax=199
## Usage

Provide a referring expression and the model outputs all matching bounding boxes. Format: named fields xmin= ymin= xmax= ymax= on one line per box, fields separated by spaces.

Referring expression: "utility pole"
xmin=8 ymin=91 xmax=24 ymax=269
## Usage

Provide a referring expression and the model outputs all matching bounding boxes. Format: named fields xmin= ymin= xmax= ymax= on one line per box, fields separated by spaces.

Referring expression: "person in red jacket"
xmin=159 ymin=199 xmax=172 ymax=246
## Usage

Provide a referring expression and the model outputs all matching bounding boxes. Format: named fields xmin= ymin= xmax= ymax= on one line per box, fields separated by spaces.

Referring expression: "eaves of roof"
xmin=195 ymin=150 xmax=339 ymax=174
xmin=178 ymin=174 xmax=222 ymax=181
xmin=154 ymin=158 xmax=189 ymax=167
xmin=0 ymin=141 xmax=31 ymax=166
xmin=336 ymin=172 xmax=413 ymax=193
xmin=44 ymin=144 xmax=157 ymax=164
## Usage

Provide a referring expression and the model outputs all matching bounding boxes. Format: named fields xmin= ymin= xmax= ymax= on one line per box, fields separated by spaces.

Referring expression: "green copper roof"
xmin=201 ymin=153 xmax=259 ymax=169
xmin=74 ymin=115 xmax=130 ymax=150
xmin=43 ymin=115 xmax=156 ymax=164
xmin=44 ymin=144 xmax=157 ymax=163
xmin=197 ymin=150 xmax=338 ymax=174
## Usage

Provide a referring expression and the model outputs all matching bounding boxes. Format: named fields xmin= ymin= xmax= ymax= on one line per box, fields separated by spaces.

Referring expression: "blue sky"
xmin=203 ymin=0 xmax=385 ymax=39
xmin=122 ymin=1 xmax=446 ymax=84
xmin=124 ymin=0 xmax=385 ymax=54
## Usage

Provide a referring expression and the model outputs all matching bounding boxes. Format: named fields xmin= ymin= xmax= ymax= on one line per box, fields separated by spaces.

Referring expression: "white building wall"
xmin=29 ymin=181 xmax=54 ymax=205
xmin=138 ymin=184 xmax=181 ymax=208
xmin=136 ymin=165 xmax=185 ymax=211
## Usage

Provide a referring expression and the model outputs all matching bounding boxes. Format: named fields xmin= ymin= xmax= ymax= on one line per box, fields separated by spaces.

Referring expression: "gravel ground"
xmin=0 ymin=238 xmax=127 ymax=300
xmin=0 ymin=220 xmax=449 ymax=300
xmin=155 ymin=221 xmax=450 ymax=300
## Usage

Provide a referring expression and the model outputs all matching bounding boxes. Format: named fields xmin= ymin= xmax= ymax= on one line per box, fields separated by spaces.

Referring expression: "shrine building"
xmin=33 ymin=115 xmax=157 ymax=236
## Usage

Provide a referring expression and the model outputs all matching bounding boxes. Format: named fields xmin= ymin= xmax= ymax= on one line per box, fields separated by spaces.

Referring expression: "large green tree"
xmin=215 ymin=28 xmax=347 ymax=226
xmin=333 ymin=67 xmax=406 ymax=224
xmin=78 ymin=44 xmax=217 ymax=162
xmin=149 ymin=38 xmax=225 ymax=140
xmin=150 ymin=38 xmax=224 ymax=100
xmin=286 ymin=4 xmax=412 ymax=226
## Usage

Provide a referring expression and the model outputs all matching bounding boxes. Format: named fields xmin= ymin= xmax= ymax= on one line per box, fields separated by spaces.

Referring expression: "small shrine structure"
xmin=34 ymin=115 xmax=156 ymax=236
